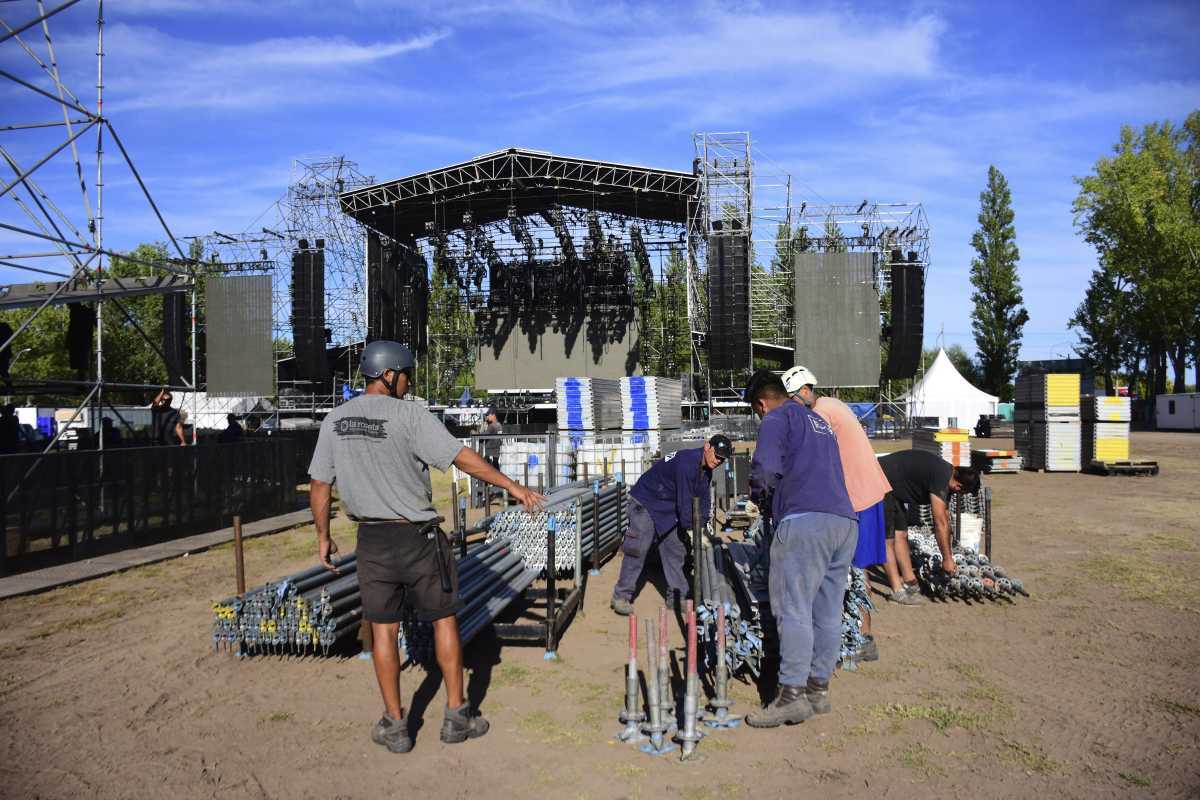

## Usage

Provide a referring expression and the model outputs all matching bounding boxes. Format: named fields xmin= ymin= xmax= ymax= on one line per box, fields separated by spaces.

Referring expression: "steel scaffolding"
xmin=1 ymin=0 xmax=198 ymax=457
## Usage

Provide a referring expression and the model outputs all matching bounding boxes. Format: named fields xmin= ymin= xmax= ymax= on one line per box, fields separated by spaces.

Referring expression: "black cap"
xmin=708 ymin=434 xmax=733 ymax=460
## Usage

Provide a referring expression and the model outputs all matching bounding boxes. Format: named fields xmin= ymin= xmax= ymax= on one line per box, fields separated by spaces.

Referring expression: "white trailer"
xmin=1157 ymin=393 xmax=1200 ymax=431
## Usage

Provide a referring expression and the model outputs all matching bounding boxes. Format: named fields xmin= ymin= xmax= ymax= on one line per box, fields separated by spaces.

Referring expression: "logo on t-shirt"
xmin=808 ymin=414 xmax=834 ymax=437
xmin=333 ymin=417 xmax=388 ymax=439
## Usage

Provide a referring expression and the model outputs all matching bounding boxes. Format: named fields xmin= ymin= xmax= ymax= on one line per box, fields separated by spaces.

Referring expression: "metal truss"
xmin=1 ymin=0 xmax=197 ymax=457
xmin=341 ymin=148 xmax=698 ymax=213
xmin=190 ymin=157 xmax=375 ymax=349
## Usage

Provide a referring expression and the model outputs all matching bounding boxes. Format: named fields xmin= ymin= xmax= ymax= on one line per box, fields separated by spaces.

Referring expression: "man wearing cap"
xmin=783 ymin=365 xmax=889 ymax=659
xmin=610 ymin=434 xmax=732 ymax=614
xmin=308 ymin=340 xmax=545 ymax=754
xmin=744 ymin=369 xmax=857 ymax=727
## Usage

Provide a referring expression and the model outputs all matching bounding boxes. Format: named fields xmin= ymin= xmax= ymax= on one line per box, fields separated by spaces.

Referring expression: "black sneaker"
xmin=745 ymin=684 xmax=813 ymax=728
xmin=370 ymin=715 xmax=413 ymax=753
xmin=441 ymin=703 xmax=490 ymax=743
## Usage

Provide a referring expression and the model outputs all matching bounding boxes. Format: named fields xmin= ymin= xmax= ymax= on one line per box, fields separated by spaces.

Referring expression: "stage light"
xmin=463 ymin=212 xmax=473 ymax=225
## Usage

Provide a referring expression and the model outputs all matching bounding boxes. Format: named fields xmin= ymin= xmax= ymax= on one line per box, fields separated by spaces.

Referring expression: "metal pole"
xmin=618 ymin=613 xmax=644 ymax=740
xmin=691 ymin=496 xmax=702 ymax=604
xmin=984 ymin=486 xmax=993 ymax=559
xmin=233 ymin=514 xmax=246 ymax=596
xmin=678 ymin=599 xmax=701 ymax=759
xmin=189 ymin=285 xmax=197 ymax=445
xmin=589 ymin=479 xmax=601 ymax=576
xmin=544 ymin=513 xmax=557 ymax=660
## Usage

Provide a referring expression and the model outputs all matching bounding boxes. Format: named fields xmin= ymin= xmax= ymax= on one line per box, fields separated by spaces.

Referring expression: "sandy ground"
xmin=1 ymin=432 xmax=1199 ymax=799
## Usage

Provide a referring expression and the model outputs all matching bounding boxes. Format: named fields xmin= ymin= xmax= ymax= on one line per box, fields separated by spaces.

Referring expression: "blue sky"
xmin=2 ymin=0 xmax=1198 ymax=367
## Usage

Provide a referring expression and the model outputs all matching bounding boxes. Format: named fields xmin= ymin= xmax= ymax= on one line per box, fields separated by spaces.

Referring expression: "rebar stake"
xmin=703 ymin=602 xmax=741 ymax=728
xmin=618 ymin=613 xmax=646 ymax=741
xmin=676 ymin=600 xmax=703 ymax=759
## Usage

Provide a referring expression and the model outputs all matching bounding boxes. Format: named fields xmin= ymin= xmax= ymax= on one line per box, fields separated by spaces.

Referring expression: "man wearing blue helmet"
xmin=308 ymin=340 xmax=545 ymax=754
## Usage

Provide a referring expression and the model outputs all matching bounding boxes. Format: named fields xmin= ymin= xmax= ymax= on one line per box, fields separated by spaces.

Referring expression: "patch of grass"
xmin=1153 ymin=695 xmax=1200 ymax=716
xmin=1119 ymin=771 xmax=1152 ymax=787
xmin=1081 ymin=553 xmax=1200 ymax=610
xmin=894 ymin=743 xmax=946 ymax=778
xmin=815 ymin=768 xmax=849 ymax=784
xmin=491 ymin=662 xmax=533 ymax=688
xmin=613 ymin=764 xmax=645 ymax=780
xmin=867 ymin=702 xmax=986 ymax=732
xmin=998 ymin=738 xmax=1059 ymax=774
xmin=519 ymin=710 xmax=585 ymax=746
xmin=267 ymin=711 xmax=291 ymax=722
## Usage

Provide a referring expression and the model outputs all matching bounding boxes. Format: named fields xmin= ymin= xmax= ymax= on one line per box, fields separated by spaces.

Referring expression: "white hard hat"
xmin=782 ymin=365 xmax=818 ymax=394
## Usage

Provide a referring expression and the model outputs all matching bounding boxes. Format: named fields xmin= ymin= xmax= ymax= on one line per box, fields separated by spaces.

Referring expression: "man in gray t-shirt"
xmin=308 ymin=340 xmax=543 ymax=754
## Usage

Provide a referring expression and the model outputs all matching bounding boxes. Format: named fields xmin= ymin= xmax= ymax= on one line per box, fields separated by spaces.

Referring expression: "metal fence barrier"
xmin=0 ymin=439 xmax=300 ymax=575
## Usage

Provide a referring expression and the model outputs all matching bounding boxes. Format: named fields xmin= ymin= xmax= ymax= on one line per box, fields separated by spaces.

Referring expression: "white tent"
xmin=903 ymin=348 xmax=999 ymax=428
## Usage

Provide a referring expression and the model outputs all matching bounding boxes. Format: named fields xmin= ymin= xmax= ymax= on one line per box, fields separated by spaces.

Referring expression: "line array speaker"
xmin=707 ymin=231 xmax=751 ymax=372
xmin=881 ymin=250 xmax=924 ymax=380
xmin=162 ymin=293 xmax=188 ymax=385
xmin=367 ymin=232 xmax=429 ymax=353
xmin=292 ymin=241 xmax=329 ymax=382
xmin=67 ymin=302 xmax=93 ymax=372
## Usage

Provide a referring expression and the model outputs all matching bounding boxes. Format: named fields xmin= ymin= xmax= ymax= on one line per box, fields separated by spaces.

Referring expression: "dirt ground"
xmin=1 ymin=432 xmax=1199 ymax=799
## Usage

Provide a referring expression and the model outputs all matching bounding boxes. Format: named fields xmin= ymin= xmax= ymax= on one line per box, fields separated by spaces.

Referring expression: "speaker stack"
xmin=367 ymin=233 xmax=429 ymax=354
xmin=881 ymin=250 xmax=924 ymax=380
xmin=292 ymin=239 xmax=329 ymax=382
xmin=707 ymin=222 xmax=751 ymax=372
xmin=162 ymin=293 xmax=188 ymax=385
xmin=67 ymin=303 xmax=93 ymax=372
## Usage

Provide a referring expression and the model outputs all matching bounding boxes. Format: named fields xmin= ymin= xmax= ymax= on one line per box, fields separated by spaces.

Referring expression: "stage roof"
xmin=339 ymin=147 xmax=699 ymax=240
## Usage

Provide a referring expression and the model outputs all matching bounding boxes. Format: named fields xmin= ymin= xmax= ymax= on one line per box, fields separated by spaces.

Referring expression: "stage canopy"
xmin=903 ymin=348 xmax=998 ymax=428
xmin=338 ymin=147 xmax=698 ymax=239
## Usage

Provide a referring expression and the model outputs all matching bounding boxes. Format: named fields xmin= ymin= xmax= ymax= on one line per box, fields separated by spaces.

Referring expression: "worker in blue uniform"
xmin=610 ymin=434 xmax=733 ymax=614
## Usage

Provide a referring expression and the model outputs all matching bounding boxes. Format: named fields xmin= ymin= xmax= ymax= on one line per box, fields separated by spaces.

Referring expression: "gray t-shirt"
xmin=308 ymin=394 xmax=464 ymax=522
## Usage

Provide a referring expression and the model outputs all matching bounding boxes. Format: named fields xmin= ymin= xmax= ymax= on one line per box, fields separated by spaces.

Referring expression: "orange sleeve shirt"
xmin=811 ymin=396 xmax=892 ymax=512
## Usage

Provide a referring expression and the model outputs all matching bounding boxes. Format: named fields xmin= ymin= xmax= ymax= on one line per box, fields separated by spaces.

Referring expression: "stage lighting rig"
xmin=629 ymin=224 xmax=655 ymax=291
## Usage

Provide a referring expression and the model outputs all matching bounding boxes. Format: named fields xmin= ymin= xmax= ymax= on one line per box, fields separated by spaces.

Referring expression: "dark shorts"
xmin=883 ymin=492 xmax=908 ymax=540
xmin=356 ymin=521 xmax=461 ymax=623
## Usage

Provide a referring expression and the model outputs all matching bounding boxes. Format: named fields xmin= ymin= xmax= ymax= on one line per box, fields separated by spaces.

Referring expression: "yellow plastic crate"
xmin=1045 ymin=373 xmax=1080 ymax=406
xmin=1093 ymin=437 xmax=1129 ymax=461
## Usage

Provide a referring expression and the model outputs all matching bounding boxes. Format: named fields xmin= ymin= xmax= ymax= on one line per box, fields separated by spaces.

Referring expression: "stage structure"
xmin=338 ymin=148 xmax=699 ymax=397
xmin=0 ymin=0 xmax=200 ymax=454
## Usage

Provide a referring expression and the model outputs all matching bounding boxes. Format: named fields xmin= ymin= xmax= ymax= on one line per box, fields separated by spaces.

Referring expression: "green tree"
xmin=1069 ymin=268 xmax=1132 ymax=394
xmin=1073 ymin=112 xmax=1200 ymax=402
xmin=638 ymin=248 xmax=690 ymax=378
xmin=425 ymin=261 xmax=474 ymax=403
xmin=969 ymin=166 xmax=1029 ymax=401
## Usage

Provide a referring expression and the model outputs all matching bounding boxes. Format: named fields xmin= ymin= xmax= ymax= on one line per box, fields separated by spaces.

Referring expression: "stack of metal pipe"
xmin=907 ymin=528 xmax=1029 ymax=600
xmin=720 ymin=522 xmax=772 ymax=677
xmin=484 ymin=479 xmax=626 ymax=574
xmin=401 ymin=538 xmax=539 ymax=664
xmin=210 ymin=555 xmax=361 ymax=656
xmin=839 ymin=567 xmax=872 ymax=670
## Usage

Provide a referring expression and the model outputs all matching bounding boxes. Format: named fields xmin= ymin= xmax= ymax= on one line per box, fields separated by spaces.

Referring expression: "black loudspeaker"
xmin=162 ymin=293 xmax=187 ymax=385
xmin=881 ymin=251 xmax=924 ymax=380
xmin=367 ymin=233 xmax=429 ymax=353
xmin=67 ymin=302 xmax=93 ymax=371
xmin=292 ymin=243 xmax=328 ymax=382
xmin=707 ymin=231 xmax=751 ymax=372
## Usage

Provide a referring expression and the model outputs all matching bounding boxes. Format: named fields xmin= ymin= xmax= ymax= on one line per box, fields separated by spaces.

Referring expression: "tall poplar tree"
xmin=969 ymin=166 xmax=1029 ymax=400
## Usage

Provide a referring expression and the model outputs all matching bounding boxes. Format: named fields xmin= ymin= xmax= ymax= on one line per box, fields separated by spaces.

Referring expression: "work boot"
xmin=370 ymin=714 xmax=413 ymax=753
xmin=887 ymin=585 xmax=927 ymax=605
xmin=610 ymin=595 xmax=634 ymax=616
xmin=806 ymin=678 xmax=831 ymax=715
xmin=440 ymin=703 xmax=489 ymax=744
xmin=855 ymin=635 xmax=879 ymax=662
xmin=745 ymin=684 xmax=813 ymax=728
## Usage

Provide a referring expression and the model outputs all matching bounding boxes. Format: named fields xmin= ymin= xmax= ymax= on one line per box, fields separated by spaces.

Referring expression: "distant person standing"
xmin=101 ymin=417 xmax=122 ymax=448
xmin=0 ymin=405 xmax=20 ymax=454
xmin=151 ymin=388 xmax=185 ymax=446
xmin=218 ymin=413 xmax=244 ymax=444
xmin=784 ymin=365 xmax=890 ymax=662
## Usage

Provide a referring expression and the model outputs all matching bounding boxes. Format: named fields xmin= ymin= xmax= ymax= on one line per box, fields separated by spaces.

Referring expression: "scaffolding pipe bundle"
xmin=210 ymin=555 xmax=360 ymax=656
xmin=907 ymin=528 xmax=1029 ymax=600
xmin=484 ymin=479 xmax=626 ymax=573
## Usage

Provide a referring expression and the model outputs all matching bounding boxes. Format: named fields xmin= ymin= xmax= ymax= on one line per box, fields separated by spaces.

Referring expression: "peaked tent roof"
xmin=903 ymin=348 xmax=999 ymax=426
